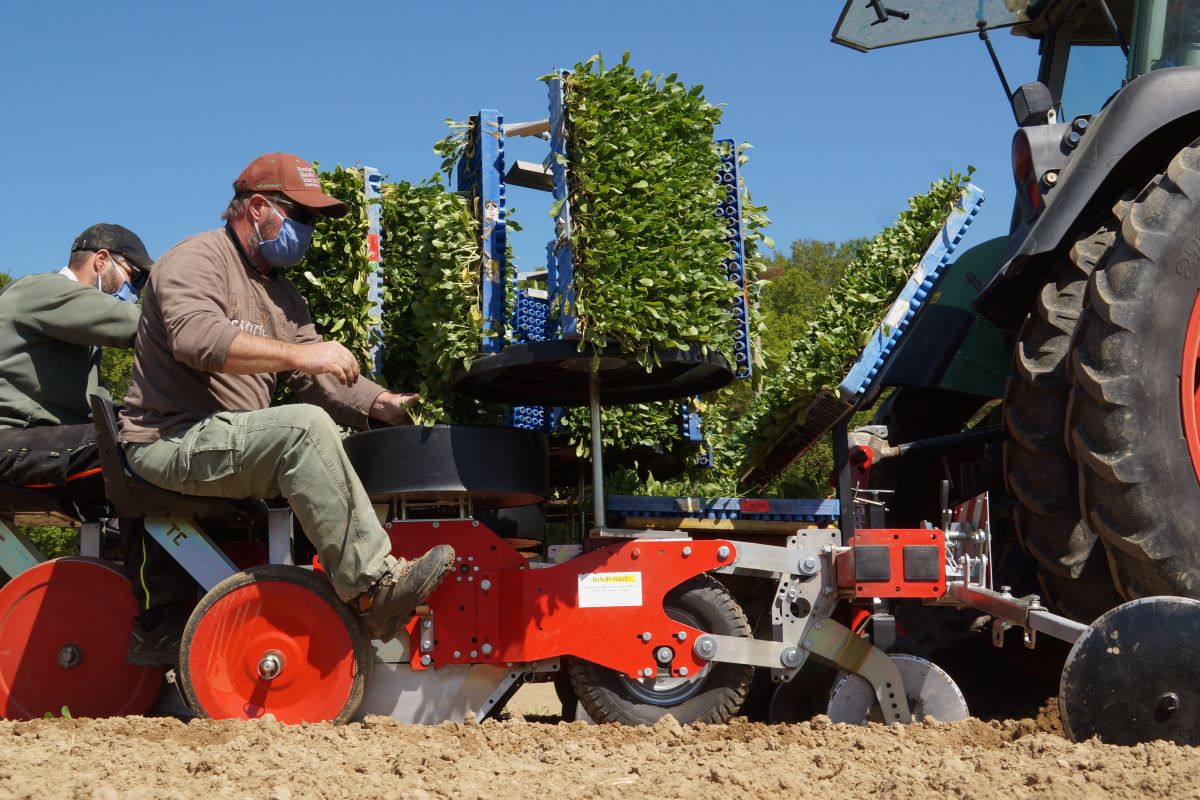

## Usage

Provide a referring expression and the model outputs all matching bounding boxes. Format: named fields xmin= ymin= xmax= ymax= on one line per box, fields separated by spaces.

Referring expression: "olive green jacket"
xmin=0 ymin=273 xmax=139 ymax=429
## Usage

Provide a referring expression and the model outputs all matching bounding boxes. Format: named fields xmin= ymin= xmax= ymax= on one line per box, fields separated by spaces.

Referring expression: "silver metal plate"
xmin=827 ymin=654 xmax=968 ymax=725
xmin=358 ymin=663 xmax=512 ymax=723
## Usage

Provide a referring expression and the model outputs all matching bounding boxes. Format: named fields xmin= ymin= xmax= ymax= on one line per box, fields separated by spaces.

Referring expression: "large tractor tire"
xmin=569 ymin=574 xmax=752 ymax=725
xmin=1003 ymin=221 xmax=1123 ymax=622
xmin=1070 ymin=139 xmax=1200 ymax=599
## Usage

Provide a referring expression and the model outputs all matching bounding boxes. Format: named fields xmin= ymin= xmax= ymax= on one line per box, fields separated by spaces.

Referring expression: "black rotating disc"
xmin=452 ymin=339 xmax=733 ymax=406
xmin=1060 ymin=596 xmax=1200 ymax=745
xmin=342 ymin=425 xmax=548 ymax=509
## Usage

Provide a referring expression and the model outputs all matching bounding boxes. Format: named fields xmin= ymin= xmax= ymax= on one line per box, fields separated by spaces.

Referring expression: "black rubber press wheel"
xmin=569 ymin=574 xmax=752 ymax=725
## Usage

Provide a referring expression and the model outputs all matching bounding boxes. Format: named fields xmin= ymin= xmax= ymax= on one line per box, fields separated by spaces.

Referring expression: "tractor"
xmin=831 ymin=0 xmax=1200 ymax=624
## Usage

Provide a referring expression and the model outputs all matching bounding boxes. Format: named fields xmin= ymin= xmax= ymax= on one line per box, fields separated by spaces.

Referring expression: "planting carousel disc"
xmin=1060 ymin=596 xmax=1200 ymax=745
xmin=453 ymin=340 xmax=734 ymax=406
xmin=343 ymin=425 xmax=549 ymax=509
xmin=0 ymin=557 xmax=162 ymax=719
xmin=180 ymin=565 xmax=370 ymax=724
xmin=826 ymin=654 xmax=968 ymax=725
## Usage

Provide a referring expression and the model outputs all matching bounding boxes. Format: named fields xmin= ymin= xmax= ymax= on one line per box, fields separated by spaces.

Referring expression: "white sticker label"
xmin=578 ymin=572 xmax=643 ymax=608
xmin=883 ymin=297 xmax=909 ymax=329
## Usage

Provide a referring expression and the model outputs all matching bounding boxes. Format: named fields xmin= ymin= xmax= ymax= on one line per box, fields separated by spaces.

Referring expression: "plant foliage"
xmin=550 ymin=52 xmax=738 ymax=366
xmin=286 ymin=167 xmax=495 ymax=424
xmin=732 ymin=169 xmax=975 ymax=474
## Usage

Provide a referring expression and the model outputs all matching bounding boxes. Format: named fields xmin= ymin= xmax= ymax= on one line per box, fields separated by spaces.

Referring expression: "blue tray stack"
xmin=739 ymin=183 xmax=986 ymax=489
xmin=455 ymin=110 xmax=509 ymax=355
xmin=716 ymin=140 xmax=753 ymax=380
xmin=838 ymin=183 xmax=985 ymax=403
xmin=507 ymin=288 xmax=563 ymax=435
xmin=456 ymin=75 xmax=764 ymax=462
xmin=607 ymin=495 xmax=840 ymax=528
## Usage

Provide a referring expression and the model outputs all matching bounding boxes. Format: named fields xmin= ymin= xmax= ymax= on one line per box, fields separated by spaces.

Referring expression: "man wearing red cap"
xmin=118 ymin=153 xmax=453 ymax=659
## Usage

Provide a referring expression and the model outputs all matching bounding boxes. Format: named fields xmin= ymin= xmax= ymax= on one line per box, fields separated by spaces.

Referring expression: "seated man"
xmin=0 ymin=224 xmax=149 ymax=505
xmin=118 ymin=153 xmax=454 ymax=647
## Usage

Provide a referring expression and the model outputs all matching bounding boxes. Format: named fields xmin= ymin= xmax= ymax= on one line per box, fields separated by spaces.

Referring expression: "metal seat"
xmin=88 ymin=395 xmax=266 ymax=523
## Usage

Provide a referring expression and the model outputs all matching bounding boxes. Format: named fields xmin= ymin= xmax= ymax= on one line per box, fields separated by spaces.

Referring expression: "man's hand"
xmin=371 ymin=391 xmax=421 ymax=426
xmin=293 ymin=341 xmax=360 ymax=386
xmin=224 ymin=334 xmax=361 ymax=386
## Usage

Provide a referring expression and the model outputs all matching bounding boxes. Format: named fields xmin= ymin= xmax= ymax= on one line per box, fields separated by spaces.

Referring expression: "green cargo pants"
xmin=124 ymin=404 xmax=396 ymax=602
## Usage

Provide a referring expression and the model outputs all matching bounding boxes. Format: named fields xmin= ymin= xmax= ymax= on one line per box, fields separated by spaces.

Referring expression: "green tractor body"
xmin=833 ymin=0 xmax=1200 ymax=620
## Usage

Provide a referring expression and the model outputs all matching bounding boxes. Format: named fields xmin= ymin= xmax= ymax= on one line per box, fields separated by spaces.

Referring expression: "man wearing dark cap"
xmin=0 ymin=223 xmax=150 ymax=502
xmin=119 ymin=153 xmax=454 ymax=654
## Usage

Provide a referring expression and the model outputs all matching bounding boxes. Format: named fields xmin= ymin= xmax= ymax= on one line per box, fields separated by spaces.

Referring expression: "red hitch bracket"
xmin=387 ymin=520 xmax=736 ymax=679
xmin=836 ymin=528 xmax=946 ymax=600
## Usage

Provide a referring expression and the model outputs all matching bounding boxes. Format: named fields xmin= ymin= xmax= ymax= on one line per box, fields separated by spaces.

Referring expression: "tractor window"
xmin=1131 ymin=0 xmax=1200 ymax=74
xmin=1060 ymin=43 xmax=1128 ymax=116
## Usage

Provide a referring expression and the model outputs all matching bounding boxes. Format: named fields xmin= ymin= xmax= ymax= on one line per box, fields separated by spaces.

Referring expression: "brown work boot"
xmin=360 ymin=545 xmax=456 ymax=641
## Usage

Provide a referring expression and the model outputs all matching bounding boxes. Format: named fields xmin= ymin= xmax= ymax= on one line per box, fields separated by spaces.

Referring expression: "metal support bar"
xmin=503 ymin=118 xmax=550 ymax=138
xmin=712 ymin=540 xmax=820 ymax=577
xmin=977 ymin=23 xmax=1016 ymax=119
xmin=78 ymin=521 xmax=101 ymax=558
xmin=267 ymin=507 xmax=294 ymax=566
xmin=694 ymin=633 xmax=792 ymax=669
xmin=834 ymin=420 xmax=855 ymax=544
xmin=0 ymin=519 xmax=42 ymax=577
xmin=804 ymin=618 xmax=912 ymax=724
xmin=474 ymin=659 xmax=560 ymax=722
xmin=589 ymin=369 xmax=605 ymax=530
xmin=145 ymin=518 xmax=238 ymax=591
xmin=547 ymin=72 xmax=577 ymax=336
xmin=948 ymin=583 xmax=1087 ymax=644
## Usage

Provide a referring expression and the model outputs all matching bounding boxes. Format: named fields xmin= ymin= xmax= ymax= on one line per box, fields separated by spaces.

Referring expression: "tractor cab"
xmin=833 ymin=0 xmax=1136 ymax=121
xmin=832 ymin=0 xmax=1200 ymax=328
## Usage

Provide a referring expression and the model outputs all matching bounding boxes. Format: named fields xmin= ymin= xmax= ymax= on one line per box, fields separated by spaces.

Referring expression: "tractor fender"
xmin=976 ymin=66 xmax=1200 ymax=330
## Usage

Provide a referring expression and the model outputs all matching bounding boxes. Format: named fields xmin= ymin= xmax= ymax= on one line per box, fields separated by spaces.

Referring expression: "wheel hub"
xmin=56 ymin=645 xmax=82 ymax=670
xmin=618 ymin=608 xmax=709 ymax=705
xmin=257 ymin=651 xmax=284 ymax=681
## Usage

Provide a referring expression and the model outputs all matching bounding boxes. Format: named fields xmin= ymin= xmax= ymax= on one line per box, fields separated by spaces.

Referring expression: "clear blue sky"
xmin=0 ymin=1 xmax=1041 ymax=278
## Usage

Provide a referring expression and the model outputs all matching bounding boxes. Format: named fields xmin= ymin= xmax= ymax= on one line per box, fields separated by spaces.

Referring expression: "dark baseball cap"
xmin=70 ymin=224 xmax=153 ymax=270
xmin=233 ymin=153 xmax=348 ymax=218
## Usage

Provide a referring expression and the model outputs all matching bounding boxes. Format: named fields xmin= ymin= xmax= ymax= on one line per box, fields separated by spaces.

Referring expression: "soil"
xmin=2 ymin=699 xmax=1199 ymax=800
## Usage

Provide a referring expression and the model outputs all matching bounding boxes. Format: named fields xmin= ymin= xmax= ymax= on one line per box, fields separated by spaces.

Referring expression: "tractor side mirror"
xmin=1012 ymin=82 xmax=1055 ymax=127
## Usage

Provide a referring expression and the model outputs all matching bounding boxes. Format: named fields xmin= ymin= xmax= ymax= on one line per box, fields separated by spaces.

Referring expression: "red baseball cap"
xmin=233 ymin=153 xmax=349 ymax=218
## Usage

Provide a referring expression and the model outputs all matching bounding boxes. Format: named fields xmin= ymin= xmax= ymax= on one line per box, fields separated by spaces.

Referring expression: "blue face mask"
xmin=114 ymin=280 xmax=140 ymax=303
xmin=101 ymin=255 xmax=141 ymax=303
xmin=255 ymin=200 xmax=314 ymax=268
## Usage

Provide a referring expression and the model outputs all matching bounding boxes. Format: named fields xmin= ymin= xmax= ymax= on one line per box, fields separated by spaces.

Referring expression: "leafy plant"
xmin=548 ymin=52 xmax=738 ymax=367
xmin=378 ymin=177 xmax=501 ymax=424
xmin=733 ymin=169 xmax=976 ymax=476
xmin=288 ymin=165 xmax=379 ymax=370
xmin=21 ymin=525 xmax=75 ymax=558
xmin=285 ymin=166 xmax=498 ymax=424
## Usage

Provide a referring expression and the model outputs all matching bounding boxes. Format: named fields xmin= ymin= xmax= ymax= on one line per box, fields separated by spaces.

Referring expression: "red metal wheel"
xmin=179 ymin=565 xmax=370 ymax=724
xmin=1181 ymin=292 xmax=1200 ymax=484
xmin=0 ymin=557 xmax=163 ymax=720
